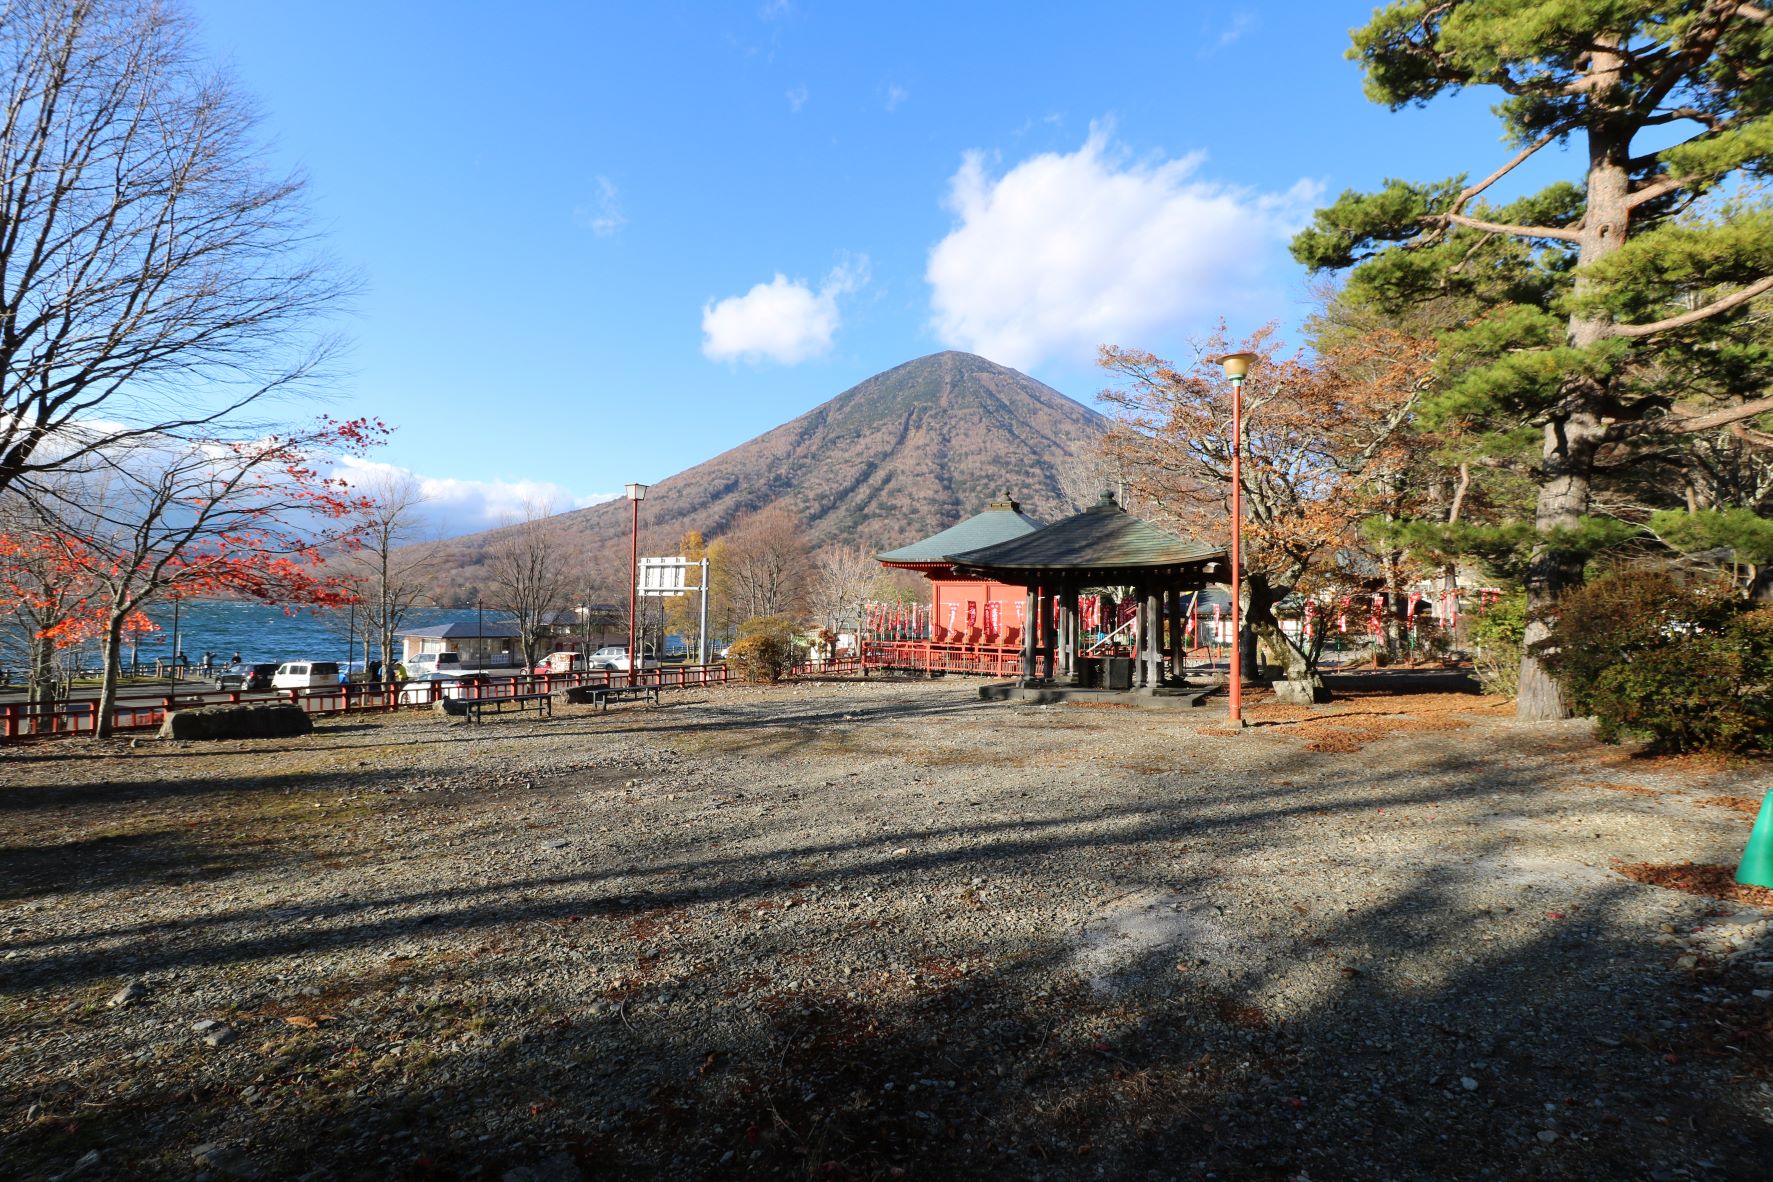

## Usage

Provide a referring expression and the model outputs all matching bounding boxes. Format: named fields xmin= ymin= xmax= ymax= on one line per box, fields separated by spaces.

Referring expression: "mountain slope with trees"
xmin=419 ymin=351 xmax=1106 ymax=602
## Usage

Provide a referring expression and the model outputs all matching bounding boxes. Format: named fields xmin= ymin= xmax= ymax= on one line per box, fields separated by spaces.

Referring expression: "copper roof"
xmin=946 ymin=492 xmax=1223 ymax=577
xmin=876 ymin=491 xmax=1044 ymax=567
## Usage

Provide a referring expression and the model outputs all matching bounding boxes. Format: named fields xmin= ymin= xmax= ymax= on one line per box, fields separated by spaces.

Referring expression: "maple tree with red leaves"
xmin=0 ymin=524 xmax=156 ymax=711
xmin=1097 ymin=322 xmax=1440 ymax=681
xmin=6 ymin=416 xmax=386 ymax=736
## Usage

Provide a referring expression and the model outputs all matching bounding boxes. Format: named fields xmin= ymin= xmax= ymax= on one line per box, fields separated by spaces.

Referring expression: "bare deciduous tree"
xmin=485 ymin=501 xmax=571 ymax=670
xmin=341 ymin=471 xmax=434 ymax=675
xmin=0 ymin=0 xmax=347 ymax=499
xmin=718 ymin=505 xmax=809 ymax=622
xmin=808 ymin=544 xmax=878 ymax=648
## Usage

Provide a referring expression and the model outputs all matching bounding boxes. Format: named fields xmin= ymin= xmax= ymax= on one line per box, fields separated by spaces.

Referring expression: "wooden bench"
xmin=461 ymin=692 xmax=553 ymax=723
xmin=589 ymin=684 xmax=660 ymax=712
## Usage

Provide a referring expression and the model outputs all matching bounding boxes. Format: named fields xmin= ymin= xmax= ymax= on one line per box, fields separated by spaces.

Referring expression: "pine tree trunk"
xmin=1516 ymin=53 xmax=1631 ymax=722
xmin=1518 ymin=417 xmax=1602 ymax=719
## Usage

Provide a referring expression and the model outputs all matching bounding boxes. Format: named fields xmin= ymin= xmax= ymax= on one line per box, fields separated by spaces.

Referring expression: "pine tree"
xmin=1292 ymin=2 xmax=1773 ymax=719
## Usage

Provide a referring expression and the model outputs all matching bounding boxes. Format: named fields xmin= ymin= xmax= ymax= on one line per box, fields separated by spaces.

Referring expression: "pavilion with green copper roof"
xmin=947 ymin=491 xmax=1227 ymax=690
xmin=875 ymin=490 xmax=1044 ymax=577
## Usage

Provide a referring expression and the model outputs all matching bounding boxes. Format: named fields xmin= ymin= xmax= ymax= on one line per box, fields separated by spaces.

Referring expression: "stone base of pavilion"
xmin=978 ymin=681 xmax=1218 ymax=708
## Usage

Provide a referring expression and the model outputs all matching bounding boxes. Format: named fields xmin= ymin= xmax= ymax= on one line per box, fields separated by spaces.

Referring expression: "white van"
xmin=406 ymin=651 xmax=463 ymax=675
xmin=272 ymin=660 xmax=342 ymax=690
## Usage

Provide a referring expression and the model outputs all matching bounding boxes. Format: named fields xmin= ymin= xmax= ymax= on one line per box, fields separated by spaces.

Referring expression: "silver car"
xmin=586 ymin=645 xmax=658 ymax=672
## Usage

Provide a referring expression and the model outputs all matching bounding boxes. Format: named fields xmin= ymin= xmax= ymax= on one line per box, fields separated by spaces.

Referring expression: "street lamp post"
xmin=625 ymin=483 xmax=648 ymax=686
xmin=1216 ymin=352 xmax=1258 ymax=726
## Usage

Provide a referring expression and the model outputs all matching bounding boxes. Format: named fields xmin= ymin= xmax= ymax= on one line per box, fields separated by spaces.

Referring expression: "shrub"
xmin=1467 ymin=590 xmax=1526 ymax=698
xmin=1535 ymin=567 xmax=1772 ymax=752
xmin=725 ymin=634 xmax=791 ymax=683
xmin=727 ymin=615 xmax=806 ymax=683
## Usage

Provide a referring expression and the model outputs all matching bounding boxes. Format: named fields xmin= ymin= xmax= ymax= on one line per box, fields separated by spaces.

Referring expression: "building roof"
xmin=395 ymin=621 xmax=522 ymax=639
xmin=946 ymin=492 xmax=1224 ymax=579
xmin=876 ymin=491 xmax=1044 ymax=567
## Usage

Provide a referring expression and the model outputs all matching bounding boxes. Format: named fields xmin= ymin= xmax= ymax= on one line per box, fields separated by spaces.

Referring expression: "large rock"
xmin=1272 ymin=679 xmax=1331 ymax=706
xmin=157 ymin=703 xmax=312 ymax=740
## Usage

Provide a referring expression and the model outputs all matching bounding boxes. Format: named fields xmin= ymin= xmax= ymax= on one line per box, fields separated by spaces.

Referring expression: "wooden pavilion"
xmin=872 ymin=491 xmax=1043 ymax=675
xmin=947 ymin=492 xmax=1228 ymax=692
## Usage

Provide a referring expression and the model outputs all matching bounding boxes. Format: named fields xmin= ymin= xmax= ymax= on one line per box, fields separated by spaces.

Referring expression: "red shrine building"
xmin=875 ymin=491 xmax=1041 ymax=653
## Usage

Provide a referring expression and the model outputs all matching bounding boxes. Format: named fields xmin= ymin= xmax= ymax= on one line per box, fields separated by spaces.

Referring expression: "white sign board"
xmin=639 ymin=556 xmax=691 ymax=597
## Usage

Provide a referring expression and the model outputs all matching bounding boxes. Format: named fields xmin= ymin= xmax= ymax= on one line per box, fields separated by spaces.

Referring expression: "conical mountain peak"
xmin=419 ymin=352 xmax=1106 ymax=599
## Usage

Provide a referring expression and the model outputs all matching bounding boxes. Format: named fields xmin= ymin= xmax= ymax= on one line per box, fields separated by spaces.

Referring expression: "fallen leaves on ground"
xmin=1613 ymin=861 xmax=1773 ymax=910
xmin=1198 ymin=691 xmax=1507 ymax=753
xmin=1696 ymin=794 xmax=1766 ymax=821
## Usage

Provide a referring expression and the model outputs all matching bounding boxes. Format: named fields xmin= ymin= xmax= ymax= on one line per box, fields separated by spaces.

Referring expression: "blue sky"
xmin=187 ymin=1 xmax=1567 ymax=534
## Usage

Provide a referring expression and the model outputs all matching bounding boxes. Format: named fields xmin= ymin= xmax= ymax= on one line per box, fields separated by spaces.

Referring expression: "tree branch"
xmin=1627 ymin=172 xmax=1698 ymax=209
xmin=1442 ymin=212 xmax=1581 ymax=242
xmin=1451 ymin=124 xmax=1574 ymax=213
xmin=1610 ymin=274 xmax=1773 ymax=338
xmin=1665 ymin=394 xmax=1773 ymax=434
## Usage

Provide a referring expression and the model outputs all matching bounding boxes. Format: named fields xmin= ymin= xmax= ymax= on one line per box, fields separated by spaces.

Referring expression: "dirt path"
xmin=2 ymin=680 xmax=1769 ymax=1180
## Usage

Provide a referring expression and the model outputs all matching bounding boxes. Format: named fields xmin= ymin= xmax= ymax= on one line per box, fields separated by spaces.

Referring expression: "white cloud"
xmin=701 ymin=257 xmax=869 ymax=365
xmin=574 ymin=176 xmax=627 ymax=237
xmin=1216 ymin=12 xmax=1255 ymax=48
xmin=759 ymin=0 xmax=790 ymax=18
xmin=883 ymin=82 xmax=909 ymax=112
xmin=925 ymin=124 xmax=1321 ymax=369
xmin=332 ymin=456 xmax=617 ymax=538
xmin=786 ymin=84 xmax=809 ymax=113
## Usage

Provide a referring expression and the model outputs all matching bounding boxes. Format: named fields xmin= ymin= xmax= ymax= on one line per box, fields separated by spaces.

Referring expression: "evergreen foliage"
xmin=1292 ymin=2 xmax=1773 ymax=720
xmin=1535 ymin=567 xmax=1773 ymax=751
xmin=1468 ymin=590 xmax=1527 ymax=698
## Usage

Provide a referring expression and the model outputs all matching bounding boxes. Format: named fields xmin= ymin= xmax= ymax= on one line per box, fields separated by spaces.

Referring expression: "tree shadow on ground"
xmin=4 ymin=704 xmax=1769 ymax=1180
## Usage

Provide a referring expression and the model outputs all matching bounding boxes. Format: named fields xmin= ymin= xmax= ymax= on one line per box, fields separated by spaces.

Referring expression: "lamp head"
xmin=1215 ymin=352 xmax=1259 ymax=383
xmin=624 ymin=482 xmax=648 ymax=502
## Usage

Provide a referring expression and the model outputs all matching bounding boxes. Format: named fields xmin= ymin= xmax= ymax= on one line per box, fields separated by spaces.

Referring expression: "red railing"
xmin=786 ymin=654 xmax=865 ymax=677
xmin=863 ymin=640 xmax=1023 ymax=678
xmin=0 ymin=662 xmax=733 ymax=742
xmin=862 ymin=640 xmax=1226 ymax=680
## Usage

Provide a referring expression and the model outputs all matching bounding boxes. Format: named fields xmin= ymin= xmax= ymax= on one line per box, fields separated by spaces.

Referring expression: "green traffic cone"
xmin=1736 ymin=789 xmax=1773 ymax=889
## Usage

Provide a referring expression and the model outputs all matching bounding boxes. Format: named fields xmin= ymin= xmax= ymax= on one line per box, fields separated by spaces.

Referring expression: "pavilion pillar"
xmin=1168 ymin=586 xmax=1186 ymax=682
xmin=1134 ymin=584 xmax=1148 ymax=694
xmin=1035 ymin=584 xmax=1049 ymax=680
xmin=1056 ymin=584 xmax=1070 ymax=680
xmin=1155 ymin=588 xmax=1170 ymax=687
xmin=1021 ymin=586 xmax=1037 ymax=683
xmin=1070 ymin=586 xmax=1083 ymax=683
xmin=1062 ymin=585 xmax=1079 ymax=683
xmin=1146 ymin=585 xmax=1162 ymax=692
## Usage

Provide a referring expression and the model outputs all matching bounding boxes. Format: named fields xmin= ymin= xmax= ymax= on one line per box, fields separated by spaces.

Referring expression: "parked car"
xmin=407 ymin=651 xmax=463 ymax=675
xmin=214 ymin=662 xmax=277 ymax=692
xmin=271 ymin=660 xmax=341 ymax=690
xmin=586 ymin=645 xmax=658 ymax=672
xmin=396 ymin=671 xmax=489 ymax=704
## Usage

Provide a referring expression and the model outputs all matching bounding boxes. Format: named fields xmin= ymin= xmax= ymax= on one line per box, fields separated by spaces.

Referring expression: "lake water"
xmin=124 ymin=599 xmax=493 ymax=668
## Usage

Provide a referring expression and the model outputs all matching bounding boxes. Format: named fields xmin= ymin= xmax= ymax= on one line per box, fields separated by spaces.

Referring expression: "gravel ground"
xmin=2 ymin=678 xmax=1770 ymax=1181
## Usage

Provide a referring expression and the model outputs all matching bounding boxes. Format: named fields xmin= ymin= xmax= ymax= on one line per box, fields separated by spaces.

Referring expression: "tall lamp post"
xmin=1216 ymin=351 xmax=1258 ymax=725
xmin=624 ymin=482 xmax=647 ymax=686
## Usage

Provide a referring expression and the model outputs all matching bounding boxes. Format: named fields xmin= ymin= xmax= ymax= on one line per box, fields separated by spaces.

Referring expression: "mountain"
xmin=418 ymin=351 xmax=1107 ymax=598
